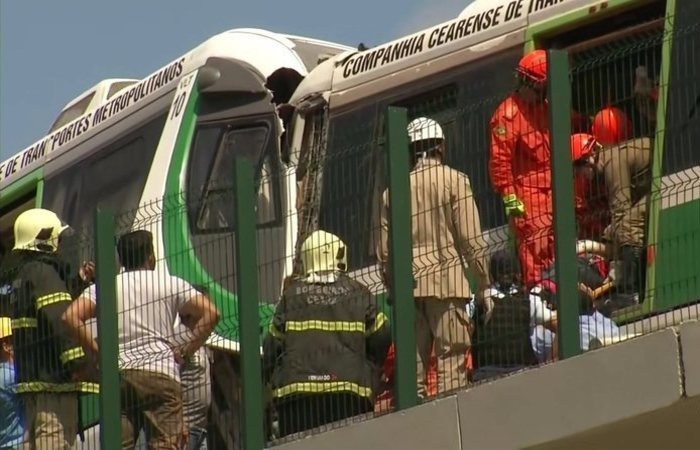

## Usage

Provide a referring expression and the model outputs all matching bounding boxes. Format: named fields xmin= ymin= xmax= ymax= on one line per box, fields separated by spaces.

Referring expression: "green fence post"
xmin=386 ymin=106 xmax=418 ymax=409
xmin=547 ymin=50 xmax=581 ymax=359
xmin=233 ymin=157 xmax=264 ymax=450
xmin=94 ymin=209 xmax=121 ymax=450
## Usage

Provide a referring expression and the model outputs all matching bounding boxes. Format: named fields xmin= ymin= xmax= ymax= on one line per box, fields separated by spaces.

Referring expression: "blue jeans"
xmin=188 ymin=426 xmax=207 ymax=450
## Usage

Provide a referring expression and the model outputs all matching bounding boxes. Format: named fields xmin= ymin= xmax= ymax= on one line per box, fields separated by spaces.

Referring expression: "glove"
xmin=503 ymin=194 xmax=525 ymax=217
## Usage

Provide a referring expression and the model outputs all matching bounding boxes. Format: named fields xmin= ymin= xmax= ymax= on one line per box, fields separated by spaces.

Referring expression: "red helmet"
xmin=591 ymin=106 xmax=632 ymax=146
xmin=516 ymin=50 xmax=548 ymax=85
xmin=570 ymin=133 xmax=599 ymax=162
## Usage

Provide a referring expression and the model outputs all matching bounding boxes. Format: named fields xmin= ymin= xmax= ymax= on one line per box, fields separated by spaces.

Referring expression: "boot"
xmin=611 ymin=245 xmax=645 ymax=308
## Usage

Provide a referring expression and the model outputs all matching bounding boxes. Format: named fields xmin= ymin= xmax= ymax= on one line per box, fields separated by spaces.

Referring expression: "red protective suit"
xmin=489 ymin=95 xmax=554 ymax=286
xmin=574 ymin=169 xmax=610 ymax=240
xmin=375 ymin=344 xmax=474 ymax=412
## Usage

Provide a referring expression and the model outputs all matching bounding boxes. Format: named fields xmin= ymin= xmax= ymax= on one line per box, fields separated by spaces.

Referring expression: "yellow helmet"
xmin=300 ymin=230 xmax=347 ymax=275
xmin=13 ymin=208 xmax=67 ymax=253
xmin=0 ymin=317 xmax=11 ymax=339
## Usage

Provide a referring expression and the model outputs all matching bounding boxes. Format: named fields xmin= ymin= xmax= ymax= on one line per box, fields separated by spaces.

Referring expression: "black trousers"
xmin=275 ymin=393 xmax=372 ymax=438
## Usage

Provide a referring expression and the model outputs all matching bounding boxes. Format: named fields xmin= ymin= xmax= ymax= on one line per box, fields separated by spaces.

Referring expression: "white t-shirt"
xmin=82 ymin=266 xmax=199 ymax=382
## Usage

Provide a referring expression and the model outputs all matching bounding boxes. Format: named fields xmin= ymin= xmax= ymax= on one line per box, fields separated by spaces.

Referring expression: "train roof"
xmin=0 ymin=28 xmax=351 ymax=190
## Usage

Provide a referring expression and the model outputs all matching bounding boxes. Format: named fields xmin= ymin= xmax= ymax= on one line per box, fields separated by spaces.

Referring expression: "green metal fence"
xmin=2 ymin=8 xmax=700 ymax=450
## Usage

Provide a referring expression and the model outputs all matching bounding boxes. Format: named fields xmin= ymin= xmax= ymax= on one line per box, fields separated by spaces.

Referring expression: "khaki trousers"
xmin=21 ymin=392 xmax=78 ymax=450
xmin=415 ymin=298 xmax=472 ymax=398
xmin=120 ymin=370 xmax=184 ymax=450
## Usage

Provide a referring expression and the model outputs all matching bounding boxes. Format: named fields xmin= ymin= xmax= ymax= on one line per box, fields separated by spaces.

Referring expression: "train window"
xmin=661 ymin=0 xmax=700 ymax=176
xmin=547 ymin=1 xmax=666 ymax=140
xmin=188 ymin=125 xmax=279 ymax=233
xmin=43 ymin=113 xmax=166 ymax=236
xmin=318 ymin=105 xmax=380 ymax=271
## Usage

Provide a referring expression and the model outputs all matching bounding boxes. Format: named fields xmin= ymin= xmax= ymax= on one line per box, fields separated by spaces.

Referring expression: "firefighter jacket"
xmin=475 ymin=285 xmax=537 ymax=368
xmin=263 ymin=273 xmax=391 ymax=402
xmin=0 ymin=250 xmax=96 ymax=395
xmin=378 ymin=158 xmax=490 ymax=300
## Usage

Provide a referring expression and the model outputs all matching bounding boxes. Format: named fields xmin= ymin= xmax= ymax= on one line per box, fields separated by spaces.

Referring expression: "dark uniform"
xmin=597 ymin=137 xmax=651 ymax=298
xmin=0 ymin=250 xmax=95 ymax=449
xmin=474 ymin=286 xmax=537 ymax=372
xmin=473 ymin=250 xmax=536 ymax=381
xmin=263 ymin=273 xmax=391 ymax=438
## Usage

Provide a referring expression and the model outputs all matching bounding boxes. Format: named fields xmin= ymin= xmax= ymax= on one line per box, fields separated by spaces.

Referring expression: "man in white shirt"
xmin=62 ymin=230 xmax=219 ymax=449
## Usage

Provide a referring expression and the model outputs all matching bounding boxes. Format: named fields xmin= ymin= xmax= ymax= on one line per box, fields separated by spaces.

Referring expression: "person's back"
xmin=265 ymin=231 xmax=390 ymax=438
xmin=114 ymin=265 xmax=191 ymax=381
xmin=269 ymin=274 xmax=383 ymax=398
xmin=65 ymin=229 xmax=220 ymax=449
xmin=476 ymin=285 xmax=536 ymax=370
xmin=408 ymin=158 xmax=483 ymax=300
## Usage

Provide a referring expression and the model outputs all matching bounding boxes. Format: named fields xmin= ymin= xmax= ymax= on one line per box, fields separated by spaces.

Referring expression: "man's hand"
xmin=634 ymin=66 xmax=654 ymax=98
xmin=476 ymin=289 xmax=495 ymax=325
xmin=503 ymin=194 xmax=525 ymax=217
xmin=79 ymin=261 xmax=96 ymax=283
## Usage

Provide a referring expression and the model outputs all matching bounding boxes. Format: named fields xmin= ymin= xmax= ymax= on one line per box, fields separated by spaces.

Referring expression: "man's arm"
xmin=376 ymin=190 xmax=391 ymax=289
xmin=61 ymin=296 xmax=98 ymax=355
xmin=451 ymin=173 xmax=490 ymax=292
xmin=177 ymin=293 xmax=220 ymax=360
xmin=488 ymin=111 xmax=517 ymax=197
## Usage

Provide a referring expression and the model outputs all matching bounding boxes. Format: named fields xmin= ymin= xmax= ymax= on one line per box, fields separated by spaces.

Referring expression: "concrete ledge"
xmin=456 ymin=329 xmax=682 ymax=450
xmin=679 ymin=320 xmax=700 ymax=396
xmin=270 ymin=329 xmax=683 ymax=450
xmin=272 ymin=396 xmax=461 ymax=450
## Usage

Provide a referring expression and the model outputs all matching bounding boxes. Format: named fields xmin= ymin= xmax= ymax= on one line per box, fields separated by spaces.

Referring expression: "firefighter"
xmin=0 ymin=208 xmax=94 ymax=450
xmin=377 ymin=116 xmax=491 ymax=398
xmin=489 ymin=49 xmax=555 ymax=287
xmin=264 ymin=230 xmax=391 ymax=438
xmin=569 ymin=133 xmax=651 ymax=305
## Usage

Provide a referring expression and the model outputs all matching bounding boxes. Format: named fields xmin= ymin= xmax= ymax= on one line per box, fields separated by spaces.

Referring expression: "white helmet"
xmin=13 ymin=208 xmax=67 ymax=253
xmin=300 ymin=230 xmax=347 ymax=275
xmin=407 ymin=117 xmax=444 ymax=143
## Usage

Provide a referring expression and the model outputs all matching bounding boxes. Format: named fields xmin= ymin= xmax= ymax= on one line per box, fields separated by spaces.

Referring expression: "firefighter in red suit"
xmin=489 ymin=50 xmax=555 ymax=286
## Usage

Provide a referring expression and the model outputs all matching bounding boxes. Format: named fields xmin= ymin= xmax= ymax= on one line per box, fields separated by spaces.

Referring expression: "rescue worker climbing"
xmin=489 ymin=49 xmax=587 ymax=286
xmin=0 ymin=208 xmax=95 ymax=450
xmin=377 ymin=116 xmax=491 ymax=398
xmin=569 ymin=132 xmax=651 ymax=306
xmin=264 ymin=230 xmax=390 ymax=438
xmin=591 ymin=106 xmax=633 ymax=147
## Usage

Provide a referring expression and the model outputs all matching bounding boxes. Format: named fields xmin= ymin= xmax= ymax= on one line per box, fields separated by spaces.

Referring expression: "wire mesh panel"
xmin=4 ymin=7 xmax=700 ymax=450
xmin=264 ymin=108 xmax=393 ymax=446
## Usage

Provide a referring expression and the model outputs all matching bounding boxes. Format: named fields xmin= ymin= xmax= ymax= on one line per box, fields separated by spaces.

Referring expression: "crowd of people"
xmin=0 ymin=210 xmax=219 ymax=449
xmin=0 ymin=49 xmax=657 ymax=447
xmin=264 ymin=49 xmax=654 ymax=435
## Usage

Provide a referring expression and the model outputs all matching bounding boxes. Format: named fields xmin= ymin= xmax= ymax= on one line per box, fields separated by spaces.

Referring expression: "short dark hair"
xmin=117 ymin=230 xmax=154 ymax=270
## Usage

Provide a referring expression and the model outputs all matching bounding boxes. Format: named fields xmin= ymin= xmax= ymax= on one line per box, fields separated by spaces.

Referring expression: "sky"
xmin=0 ymin=0 xmax=474 ymax=160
